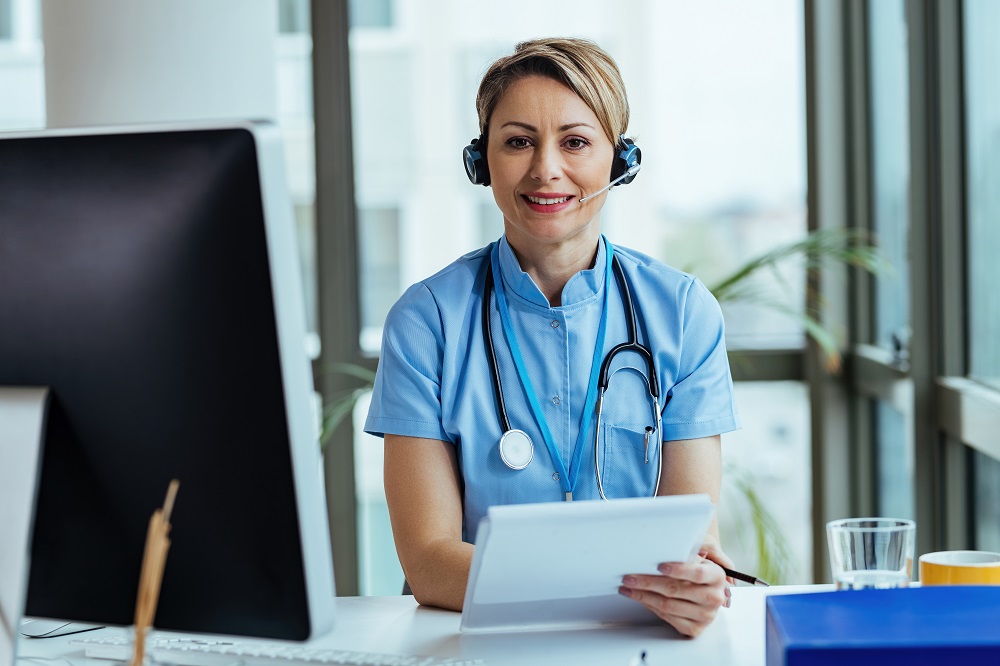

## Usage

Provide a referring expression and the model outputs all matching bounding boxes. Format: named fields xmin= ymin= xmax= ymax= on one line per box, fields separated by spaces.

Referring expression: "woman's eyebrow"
xmin=498 ymin=121 xmax=597 ymax=132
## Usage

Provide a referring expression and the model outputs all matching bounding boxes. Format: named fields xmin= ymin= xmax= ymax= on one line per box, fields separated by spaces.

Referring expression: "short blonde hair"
xmin=475 ymin=38 xmax=630 ymax=149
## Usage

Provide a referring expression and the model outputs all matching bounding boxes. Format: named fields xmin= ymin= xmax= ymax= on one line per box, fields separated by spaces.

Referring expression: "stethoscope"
xmin=482 ymin=238 xmax=664 ymax=501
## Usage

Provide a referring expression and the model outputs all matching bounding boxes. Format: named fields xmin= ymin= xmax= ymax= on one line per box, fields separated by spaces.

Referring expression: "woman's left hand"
xmin=618 ymin=544 xmax=732 ymax=638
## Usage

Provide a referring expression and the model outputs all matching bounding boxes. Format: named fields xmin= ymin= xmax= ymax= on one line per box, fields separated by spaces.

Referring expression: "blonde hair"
xmin=475 ymin=38 xmax=630 ymax=149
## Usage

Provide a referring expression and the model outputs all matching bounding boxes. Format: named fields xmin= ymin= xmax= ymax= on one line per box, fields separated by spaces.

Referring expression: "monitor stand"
xmin=0 ymin=387 xmax=49 ymax=653
xmin=0 ymin=387 xmax=50 ymax=446
xmin=1 ymin=387 xmax=107 ymax=640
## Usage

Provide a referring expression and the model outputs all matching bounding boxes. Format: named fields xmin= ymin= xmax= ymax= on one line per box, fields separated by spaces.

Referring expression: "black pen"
xmin=722 ymin=567 xmax=770 ymax=587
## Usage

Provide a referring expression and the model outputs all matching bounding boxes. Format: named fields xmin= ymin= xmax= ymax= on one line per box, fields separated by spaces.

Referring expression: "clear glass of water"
xmin=827 ymin=518 xmax=916 ymax=590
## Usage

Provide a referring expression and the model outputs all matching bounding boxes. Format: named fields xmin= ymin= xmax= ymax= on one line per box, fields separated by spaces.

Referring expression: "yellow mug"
xmin=919 ymin=550 xmax=1000 ymax=586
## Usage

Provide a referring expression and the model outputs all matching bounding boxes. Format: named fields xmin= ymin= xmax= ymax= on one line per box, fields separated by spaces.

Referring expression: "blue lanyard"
xmin=489 ymin=236 xmax=613 ymax=500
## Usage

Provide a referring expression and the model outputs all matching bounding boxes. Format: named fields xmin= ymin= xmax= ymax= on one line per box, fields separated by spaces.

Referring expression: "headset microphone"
xmin=579 ymin=163 xmax=641 ymax=203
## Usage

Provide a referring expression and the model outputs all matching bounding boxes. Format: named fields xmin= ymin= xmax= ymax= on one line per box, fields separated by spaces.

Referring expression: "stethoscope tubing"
xmin=482 ymin=265 xmax=511 ymax=433
xmin=483 ymin=242 xmax=665 ymax=500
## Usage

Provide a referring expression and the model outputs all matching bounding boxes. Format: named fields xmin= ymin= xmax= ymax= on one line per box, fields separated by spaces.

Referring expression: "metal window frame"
xmin=311 ymin=0 xmax=364 ymax=596
xmin=804 ymin=0 xmax=857 ymax=583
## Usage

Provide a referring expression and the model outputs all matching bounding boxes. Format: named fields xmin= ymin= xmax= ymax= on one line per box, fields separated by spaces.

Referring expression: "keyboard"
xmin=71 ymin=635 xmax=485 ymax=666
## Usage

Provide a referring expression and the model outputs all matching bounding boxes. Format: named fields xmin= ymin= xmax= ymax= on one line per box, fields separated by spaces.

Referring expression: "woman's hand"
xmin=618 ymin=544 xmax=733 ymax=638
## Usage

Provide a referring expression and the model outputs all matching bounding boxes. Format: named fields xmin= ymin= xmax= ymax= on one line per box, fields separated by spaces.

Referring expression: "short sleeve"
xmin=661 ymin=278 xmax=740 ymax=441
xmin=363 ymin=282 xmax=451 ymax=442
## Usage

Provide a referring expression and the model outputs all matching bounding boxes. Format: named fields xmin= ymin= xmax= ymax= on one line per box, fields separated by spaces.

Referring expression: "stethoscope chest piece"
xmin=498 ymin=429 xmax=533 ymax=470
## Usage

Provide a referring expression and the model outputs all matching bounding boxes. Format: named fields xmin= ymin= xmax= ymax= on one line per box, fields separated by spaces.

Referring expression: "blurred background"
xmin=3 ymin=0 xmax=997 ymax=596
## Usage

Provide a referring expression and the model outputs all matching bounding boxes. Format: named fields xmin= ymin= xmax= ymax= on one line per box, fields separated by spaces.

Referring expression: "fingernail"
xmin=658 ymin=563 xmax=672 ymax=574
xmin=622 ymin=575 xmax=638 ymax=586
xmin=725 ymin=586 xmax=732 ymax=599
xmin=618 ymin=586 xmax=633 ymax=598
xmin=698 ymin=549 xmax=709 ymax=558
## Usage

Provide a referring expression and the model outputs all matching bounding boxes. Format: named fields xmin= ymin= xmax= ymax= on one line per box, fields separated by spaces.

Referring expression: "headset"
xmin=463 ymin=134 xmax=641 ymax=192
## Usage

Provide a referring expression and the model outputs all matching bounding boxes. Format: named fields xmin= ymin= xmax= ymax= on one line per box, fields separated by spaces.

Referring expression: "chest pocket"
xmin=599 ymin=423 xmax=658 ymax=499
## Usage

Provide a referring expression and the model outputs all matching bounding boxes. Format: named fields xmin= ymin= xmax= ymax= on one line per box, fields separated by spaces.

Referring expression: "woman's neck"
xmin=505 ymin=232 xmax=601 ymax=307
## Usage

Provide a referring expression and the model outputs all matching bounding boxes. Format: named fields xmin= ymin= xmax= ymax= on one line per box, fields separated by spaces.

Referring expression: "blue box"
xmin=766 ymin=586 xmax=1000 ymax=666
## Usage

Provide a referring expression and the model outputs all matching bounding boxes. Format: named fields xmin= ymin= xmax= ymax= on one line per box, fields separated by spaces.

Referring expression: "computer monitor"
xmin=0 ymin=122 xmax=336 ymax=641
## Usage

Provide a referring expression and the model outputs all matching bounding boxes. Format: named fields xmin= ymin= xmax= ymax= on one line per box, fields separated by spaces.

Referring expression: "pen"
xmin=722 ymin=567 xmax=770 ymax=587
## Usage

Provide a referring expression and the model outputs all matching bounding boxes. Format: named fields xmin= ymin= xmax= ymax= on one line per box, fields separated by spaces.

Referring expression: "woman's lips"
xmin=521 ymin=193 xmax=576 ymax=213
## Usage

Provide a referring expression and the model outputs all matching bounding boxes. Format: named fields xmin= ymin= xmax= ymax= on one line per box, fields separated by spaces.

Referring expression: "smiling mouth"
xmin=523 ymin=194 xmax=573 ymax=205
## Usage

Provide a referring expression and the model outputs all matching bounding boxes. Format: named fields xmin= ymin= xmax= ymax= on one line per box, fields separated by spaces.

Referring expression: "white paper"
xmin=461 ymin=494 xmax=715 ymax=630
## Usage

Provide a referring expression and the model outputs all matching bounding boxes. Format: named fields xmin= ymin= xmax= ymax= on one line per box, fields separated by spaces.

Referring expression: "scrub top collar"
xmin=497 ymin=234 xmax=608 ymax=309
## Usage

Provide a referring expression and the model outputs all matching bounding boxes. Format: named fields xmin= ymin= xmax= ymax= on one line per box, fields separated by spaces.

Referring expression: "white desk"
xmin=18 ymin=586 xmax=829 ymax=666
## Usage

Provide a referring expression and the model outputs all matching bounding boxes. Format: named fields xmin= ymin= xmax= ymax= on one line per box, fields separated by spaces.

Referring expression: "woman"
xmin=364 ymin=37 xmax=740 ymax=638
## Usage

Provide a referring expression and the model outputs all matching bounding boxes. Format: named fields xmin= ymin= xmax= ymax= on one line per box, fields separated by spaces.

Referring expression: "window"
xmin=0 ymin=0 xmax=12 ymax=40
xmin=348 ymin=0 xmax=392 ymax=29
xmin=721 ymin=382 xmax=812 ymax=583
xmin=868 ymin=0 xmax=910 ymax=357
xmin=974 ymin=452 xmax=1000 ymax=551
xmin=278 ymin=0 xmax=310 ymax=34
xmin=964 ymin=0 xmax=1000 ymax=390
xmin=875 ymin=400 xmax=914 ymax=519
xmin=964 ymin=0 xmax=1000 ymax=550
xmin=0 ymin=0 xmax=44 ymax=131
xmin=866 ymin=0 xmax=914 ymax=520
xmin=358 ymin=206 xmax=402 ymax=349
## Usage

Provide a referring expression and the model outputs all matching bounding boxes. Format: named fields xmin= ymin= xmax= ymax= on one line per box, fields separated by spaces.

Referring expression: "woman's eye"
xmin=565 ymin=138 xmax=590 ymax=150
xmin=506 ymin=137 xmax=531 ymax=149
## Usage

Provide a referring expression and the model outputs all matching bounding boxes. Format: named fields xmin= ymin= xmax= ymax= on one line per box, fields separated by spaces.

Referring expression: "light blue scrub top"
xmin=364 ymin=236 xmax=740 ymax=543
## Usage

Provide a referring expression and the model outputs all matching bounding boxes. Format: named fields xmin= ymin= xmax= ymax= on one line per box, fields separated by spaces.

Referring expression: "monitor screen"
xmin=0 ymin=123 xmax=335 ymax=640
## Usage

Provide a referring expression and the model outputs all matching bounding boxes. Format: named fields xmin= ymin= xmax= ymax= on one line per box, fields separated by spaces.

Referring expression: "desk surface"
xmin=18 ymin=586 xmax=829 ymax=666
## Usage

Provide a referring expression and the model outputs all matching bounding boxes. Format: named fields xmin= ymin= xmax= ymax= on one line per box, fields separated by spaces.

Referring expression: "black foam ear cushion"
xmin=463 ymin=136 xmax=490 ymax=186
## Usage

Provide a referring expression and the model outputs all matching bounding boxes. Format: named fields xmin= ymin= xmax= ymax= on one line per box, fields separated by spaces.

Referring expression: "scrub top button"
xmin=552 ymin=472 xmax=560 ymax=481
xmin=552 ymin=396 xmax=561 ymax=405
xmin=550 ymin=319 xmax=560 ymax=329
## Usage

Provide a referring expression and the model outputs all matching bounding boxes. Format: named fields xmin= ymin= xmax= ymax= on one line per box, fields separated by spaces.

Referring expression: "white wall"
xmin=41 ymin=0 xmax=278 ymax=128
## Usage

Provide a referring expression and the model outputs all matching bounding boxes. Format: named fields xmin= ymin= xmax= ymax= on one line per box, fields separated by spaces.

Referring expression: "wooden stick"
xmin=130 ymin=481 xmax=179 ymax=666
xmin=162 ymin=480 xmax=180 ymax=523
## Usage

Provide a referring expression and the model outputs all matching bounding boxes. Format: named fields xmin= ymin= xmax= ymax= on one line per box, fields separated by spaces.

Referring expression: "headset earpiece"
xmin=464 ymin=134 xmax=638 ymax=189
xmin=463 ymin=135 xmax=490 ymax=186
xmin=610 ymin=136 xmax=641 ymax=186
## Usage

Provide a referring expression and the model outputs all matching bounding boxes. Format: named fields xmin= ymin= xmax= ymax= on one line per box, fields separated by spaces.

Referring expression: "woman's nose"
xmin=529 ymin=143 xmax=562 ymax=182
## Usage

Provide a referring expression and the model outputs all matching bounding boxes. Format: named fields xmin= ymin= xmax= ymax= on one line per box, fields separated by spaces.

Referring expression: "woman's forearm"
xmin=384 ymin=433 xmax=470 ymax=611
xmin=402 ymin=537 xmax=474 ymax=611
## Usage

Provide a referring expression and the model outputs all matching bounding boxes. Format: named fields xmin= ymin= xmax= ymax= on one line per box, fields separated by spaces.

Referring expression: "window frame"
xmin=807 ymin=0 xmax=1000 ymax=568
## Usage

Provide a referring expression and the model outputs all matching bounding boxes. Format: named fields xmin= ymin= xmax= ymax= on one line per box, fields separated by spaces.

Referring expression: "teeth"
xmin=526 ymin=195 xmax=570 ymax=205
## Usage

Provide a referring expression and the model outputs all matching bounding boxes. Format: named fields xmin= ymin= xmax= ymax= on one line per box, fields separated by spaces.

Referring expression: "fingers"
xmin=698 ymin=543 xmax=736 ymax=585
xmin=618 ymin=586 xmax=720 ymax=637
xmin=618 ymin=559 xmax=730 ymax=637
xmin=621 ymin=567 xmax=726 ymax=607
xmin=699 ymin=543 xmax=736 ymax=570
xmin=657 ymin=559 xmax=726 ymax=586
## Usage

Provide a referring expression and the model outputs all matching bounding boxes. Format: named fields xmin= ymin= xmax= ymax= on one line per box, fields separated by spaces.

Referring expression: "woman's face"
xmin=486 ymin=75 xmax=616 ymax=252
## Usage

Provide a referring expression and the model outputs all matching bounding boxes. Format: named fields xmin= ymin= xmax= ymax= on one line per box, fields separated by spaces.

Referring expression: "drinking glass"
xmin=827 ymin=518 xmax=915 ymax=590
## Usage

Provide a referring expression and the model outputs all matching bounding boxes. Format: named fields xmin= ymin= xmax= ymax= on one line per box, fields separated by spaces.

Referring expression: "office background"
xmin=1 ymin=0 xmax=997 ymax=597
